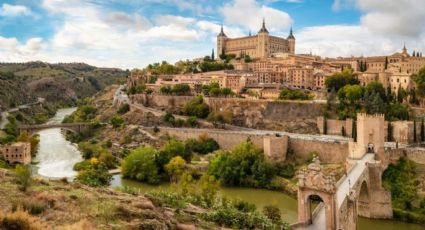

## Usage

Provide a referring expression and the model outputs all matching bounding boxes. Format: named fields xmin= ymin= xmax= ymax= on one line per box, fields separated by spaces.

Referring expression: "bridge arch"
xmin=357 ymin=179 xmax=371 ymax=217
xmin=18 ymin=123 xmax=89 ymax=135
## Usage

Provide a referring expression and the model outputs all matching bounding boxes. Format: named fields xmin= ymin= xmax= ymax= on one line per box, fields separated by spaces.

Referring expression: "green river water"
xmin=36 ymin=108 xmax=424 ymax=229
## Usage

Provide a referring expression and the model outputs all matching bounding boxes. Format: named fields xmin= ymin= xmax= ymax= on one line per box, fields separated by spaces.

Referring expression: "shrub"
xmin=15 ymin=165 xmax=32 ymax=192
xmin=279 ymin=88 xmax=312 ymax=100
xmin=263 ymin=205 xmax=281 ymax=223
xmin=185 ymin=136 xmax=219 ymax=155
xmin=110 ymin=115 xmax=124 ymax=128
xmin=187 ymin=116 xmax=198 ymax=127
xmin=181 ymin=96 xmax=210 ymax=119
xmin=75 ymin=164 xmax=112 ymax=187
xmin=0 ymin=209 xmax=48 ymax=230
xmin=117 ymin=103 xmax=130 ymax=114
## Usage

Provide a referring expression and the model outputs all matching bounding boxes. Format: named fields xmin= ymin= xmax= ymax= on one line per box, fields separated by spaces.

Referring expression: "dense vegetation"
xmin=279 ymin=89 xmax=312 ymax=100
xmin=145 ymin=59 xmax=234 ymax=75
xmin=181 ymin=96 xmax=210 ymax=119
xmin=208 ymin=141 xmax=277 ymax=188
xmin=160 ymin=84 xmax=191 ymax=95
xmin=325 ymin=69 xmax=410 ymax=120
xmin=202 ymin=82 xmax=234 ymax=97
xmin=383 ymin=157 xmax=425 ymax=224
xmin=121 ymin=136 xmax=219 ymax=184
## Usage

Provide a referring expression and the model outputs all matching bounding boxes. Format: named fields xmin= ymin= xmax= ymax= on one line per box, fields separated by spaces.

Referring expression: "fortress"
xmin=217 ymin=19 xmax=295 ymax=59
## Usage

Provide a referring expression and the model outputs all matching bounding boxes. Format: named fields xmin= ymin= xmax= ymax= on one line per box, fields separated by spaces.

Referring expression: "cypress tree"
xmin=387 ymin=122 xmax=393 ymax=142
xmin=421 ymin=118 xmax=425 ymax=142
xmin=413 ymin=51 xmax=416 ymax=57
xmin=384 ymin=56 xmax=388 ymax=69
xmin=414 ymin=119 xmax=417 ymax=143
xmin=211 ymin=49 xmax=215 ymax=60
xmin=352 ymin=120 xmax=357 ymax=141
xmin=341 ymin=126 xmax=346 ymax=137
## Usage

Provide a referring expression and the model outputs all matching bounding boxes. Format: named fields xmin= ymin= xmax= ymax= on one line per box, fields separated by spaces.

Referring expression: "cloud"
xmin=296 ymin=24 xmax=425 ymax=58
xmin=0 ymin=3 xmax=34 ymax=17
xmin=221 ymin=0 xmax=293 ymax=32
xmin=155 ymin=15 xmax=195 ymax=27
xmin=333 ymin=0 xmax=425 ymax=37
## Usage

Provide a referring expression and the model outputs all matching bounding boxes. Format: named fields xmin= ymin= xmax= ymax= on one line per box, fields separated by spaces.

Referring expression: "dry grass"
xmin=0 ymin=208 xmax=50 ymax=230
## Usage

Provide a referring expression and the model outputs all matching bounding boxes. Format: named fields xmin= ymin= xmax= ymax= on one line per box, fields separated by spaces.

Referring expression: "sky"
xmin=0 ymin=0 xmax=425 ymax=69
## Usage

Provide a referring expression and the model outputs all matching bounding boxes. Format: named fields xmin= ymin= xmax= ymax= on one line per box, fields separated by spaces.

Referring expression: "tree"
xmin=208 ymin=141 xmax=276 ymax=187
xmin=421 ymin=118 xmax=425 ymax=142
xmin=412 ymin=67 xmax=425 ymax=97
xmin=172 ymin=84 xmax=191 ymax=95
xmin=279 ymin=89 xmax=312 ymax=100
xmin=323 ymin=117 xmax=327 ymax=134
xmin=15 ymin=165 xmax=32 ymax=192
xmin=365 ymin=81 xmax=386 ymax=102
xmin=76 ymin=163 xmax=112 ymax=187
xmin=263 ymin=205 xmax=282 ymax=223
xmin=110 ymin=115 xmax=124 ymax=128
xmin=384 ymin=56 xmax=388 ymax=70
xmin=199 ymin=174 xmax=220 ymax=205
xmin=17 ymin=131 xmax=39 ymax=155
xmin=387 ymin=122 xmax=393 ymax=141
xmin=352 ymin=120 xmax=357 ymax=141
xmin=386 ymin=103 xmax=409 ymax=121
xmin=211 ymin=48 xmax=215 ymax=60
xmin=121 ymin=146 xmax=159 ymax=184
xmin=325 ymin=69 xmax=359 ymax=91
xmin=157 ymin=139 xmax=191 ymax=170
xmin=368 ymin=93 xmax=386 ymax=114
xmin=185 ymin=135 xmax=220 ymax=155
xmin=165 ymin=156 xmax=186 ymax=183
xmin=397 ymin=86 xmax=407 ymax=103
xmin=181 ymin=96 xmax=210 ymax=119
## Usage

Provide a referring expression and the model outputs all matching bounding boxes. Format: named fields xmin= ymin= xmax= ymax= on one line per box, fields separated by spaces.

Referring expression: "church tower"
xmin=287 ymin=27 xmax=296 ymax=54
xmin=217 ymin=25 xmax=227 ymax=60
xmin=257 ymin=18 xmax=270 ymax=58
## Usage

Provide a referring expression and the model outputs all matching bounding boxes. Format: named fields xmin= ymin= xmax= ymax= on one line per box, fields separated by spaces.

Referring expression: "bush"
xmin=0 ymin=209 xmax=47 ymax=230
xmin=263 ymin=205 xmax=281 ymax=223
xmin=185 ymin=136 xmax=219 ymax=155
xmin=15 ymin=165 xmax=32 ymax=192
xmin=117 ymin=103 xmax=130 ymax=114
xmin=73 ymin=160 xmax=92 ymax=171
xmin=75 ymin=164 xmax=112 ymax=187
xmin=181 ymin=96 xmax=210 ymax=119
xmin=279 ymin=89 xmax=312 ymax=100
xmin=121 ymin=146 xmax=159 ymax=184
xmin=157 ymin=139 xmax=192 ymax=167
xmin=187 ymin=116 xmax=198 ymax=127
xmin=276 ymin=164 xmax=295 ymax=178
xmin=110 ymin=115 xmax=124 ymax=128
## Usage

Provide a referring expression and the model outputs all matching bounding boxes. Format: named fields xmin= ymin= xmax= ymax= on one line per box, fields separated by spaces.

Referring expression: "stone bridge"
xmin=19 ymin=123 xmax=90 ymax=135
xmin=294 ymin=113 xmax=393 ymax=230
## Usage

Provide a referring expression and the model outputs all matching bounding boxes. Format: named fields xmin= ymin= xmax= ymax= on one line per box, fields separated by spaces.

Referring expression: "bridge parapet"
xmin=18 ymin=123 xmax=90 ymax=135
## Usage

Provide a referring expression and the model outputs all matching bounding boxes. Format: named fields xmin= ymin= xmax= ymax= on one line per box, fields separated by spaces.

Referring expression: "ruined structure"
xmin=0 ymin=142 xmax=31 ymax=164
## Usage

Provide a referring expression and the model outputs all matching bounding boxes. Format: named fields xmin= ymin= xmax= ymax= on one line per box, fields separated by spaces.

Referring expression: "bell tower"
xmin=287 ymin=27 xmax=296 ymax=54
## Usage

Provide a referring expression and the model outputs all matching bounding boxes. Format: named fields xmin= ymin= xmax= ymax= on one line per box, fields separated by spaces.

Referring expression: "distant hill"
xmin=0 ymin=62 xmax=129 ymax=109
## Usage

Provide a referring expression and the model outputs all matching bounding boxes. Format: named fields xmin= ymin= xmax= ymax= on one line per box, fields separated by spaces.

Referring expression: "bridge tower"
xmin=296 ymin=157 xmax=338 ymax=230
xmin=348 ymin=113 xmax=385 ymax=160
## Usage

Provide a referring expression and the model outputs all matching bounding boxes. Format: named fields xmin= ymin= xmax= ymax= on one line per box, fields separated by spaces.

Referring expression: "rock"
xmin=183 ymin=204 xmax=207 ymax=215
xmin=177 ymin=223 xmax=197 ymax=230
xmin=134 ymin=199 xmax=155 ymax=210
xmin=139 ymin=219 xmax=168 ymax=230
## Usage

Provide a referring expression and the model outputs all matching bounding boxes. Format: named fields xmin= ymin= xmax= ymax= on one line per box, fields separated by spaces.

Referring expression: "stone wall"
xmin=152 ymin=127 xmax=349 ymax=164
xmin=318 ymin=116 xmax=422 ymax=145
xmin=134 ymin=94 xmax=324 ymax=133
xmin=387 ymin=147 xmax=425 ymax=164
xmin=317 ymin=116 xmax=353 ymax=136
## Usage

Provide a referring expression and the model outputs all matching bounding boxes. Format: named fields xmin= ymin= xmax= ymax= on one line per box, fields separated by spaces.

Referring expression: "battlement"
xmin=357 ymin=113 xmax=385 ymax=119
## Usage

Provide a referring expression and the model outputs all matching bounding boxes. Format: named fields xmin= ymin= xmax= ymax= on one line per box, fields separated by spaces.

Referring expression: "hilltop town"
xmin=1 ymin=18 xmax=425 ymax=230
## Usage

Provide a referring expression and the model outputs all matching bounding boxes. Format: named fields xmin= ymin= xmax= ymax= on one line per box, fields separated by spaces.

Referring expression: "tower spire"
xmin=258 ymin=17 xmax=269 ymax=33
xmin=287 ymin=27 xmax=295 ymax=39
xmin=218 ymin=23 xmax=226 ymax=37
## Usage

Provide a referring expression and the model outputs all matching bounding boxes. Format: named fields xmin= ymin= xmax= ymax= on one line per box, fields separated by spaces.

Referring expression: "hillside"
xmin=0 ymin=62 xmax=129 ymax=109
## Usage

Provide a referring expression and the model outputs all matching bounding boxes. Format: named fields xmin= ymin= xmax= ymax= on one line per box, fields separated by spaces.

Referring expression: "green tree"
xmin=263 ymin=205 xmax=282 ymax=223
xmin=110 ymin=115 xmax=124 ymax=128
xmin=117 ymin=103 xmax=130 ymax=114
xmin=181 ymin=96 xmax=210 ymax=119
xmin=211 ymin=48 xmax=215 ymax=60
xmin=386 ymin=103 xmax=409 ymax=121
xmin=165 ymin=156 xmax=186 ymax=183
xmin=199 ymin=173 xmax=220 ymax=206
xmin=121 ymin=146 xmax=159 ymax=184
xmin=76 ymin=163 xmax=112 ymax=187
xmin=15 ymin=165 xmax=32 ymax=192
xmin=384 ymin=56 xmax=388 ymax=69
xmin=279 ymin=89 xmax=312 ymax=100
xmin=157 ymin=139 xmax=191 ymax=170
xmin=352 ymin=120 xmax=357 ymax=141
xmin=172 ymin=84 xmax=191 ymax=95
xmin=414 ymin=119 xmax=417 ymax=143
xmin=412 ymin=67 xmax=425 ymax=97
xmin=421 ymin=118 xmax=425 ymax=142
xmin=325 ymin=69 xmax=359 ymax=91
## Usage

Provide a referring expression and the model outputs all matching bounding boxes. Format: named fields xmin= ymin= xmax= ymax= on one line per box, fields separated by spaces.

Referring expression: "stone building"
xmin=217 ymin=19 xmax=295 ymax=59
xmin=0 ymin=142 xmax=31 ymax=165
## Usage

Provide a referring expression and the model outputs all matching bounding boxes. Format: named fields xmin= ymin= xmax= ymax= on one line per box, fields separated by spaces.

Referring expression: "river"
xmin=34 ymin=108 xmax=424 ymax=229
xmin=34 ymin=107 xmax=82 ymax=179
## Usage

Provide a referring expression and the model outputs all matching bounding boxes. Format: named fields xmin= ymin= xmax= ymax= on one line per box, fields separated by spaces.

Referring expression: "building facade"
xmin=0 ymin=142 xmax=31 ymax=164
xmin=217 ymin=19 xmax=295 ymax=59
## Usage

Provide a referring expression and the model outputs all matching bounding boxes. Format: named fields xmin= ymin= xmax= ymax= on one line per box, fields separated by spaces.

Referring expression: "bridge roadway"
xmin=19 ymin=122 xmax=89 ymax=132
xmin=307 ymin=153 xmax=375 ymax=230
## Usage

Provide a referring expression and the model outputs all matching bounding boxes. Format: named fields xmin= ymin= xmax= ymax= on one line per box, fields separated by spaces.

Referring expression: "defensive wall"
xmin=318 ymin=116 xmax=419 ymax=144
xmin=387 ymin=147 xmax=425 ymax=164
xmin=133 ymin=94 xmax=324 ymax=133
xmin=148 ymin=127 xmax=349 ymax=164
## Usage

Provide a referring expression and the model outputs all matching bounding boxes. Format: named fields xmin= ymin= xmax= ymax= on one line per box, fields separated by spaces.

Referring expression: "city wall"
xmin=387 ymin=147 xmax=425 ymax=165
xmin=152 ymin=127 xmax=348 ymax=164
xmin=318 ymin=117 xmax=419 ymax=144
xmin=134 ymin=94 xmax=324 ymax=133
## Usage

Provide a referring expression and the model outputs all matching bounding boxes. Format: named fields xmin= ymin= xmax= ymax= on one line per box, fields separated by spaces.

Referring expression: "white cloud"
xmin=221 ymin=0 xmax=293 ymax=32
xmin=155 ymin=15 xmax=195 ymax=27
xmin=333 ymin=0 xmax=425 ymax=37
xmin=296 ymin=24 xmax=425 ymax=58
xmin=0 ymin=3 xmax=33 ymax=17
